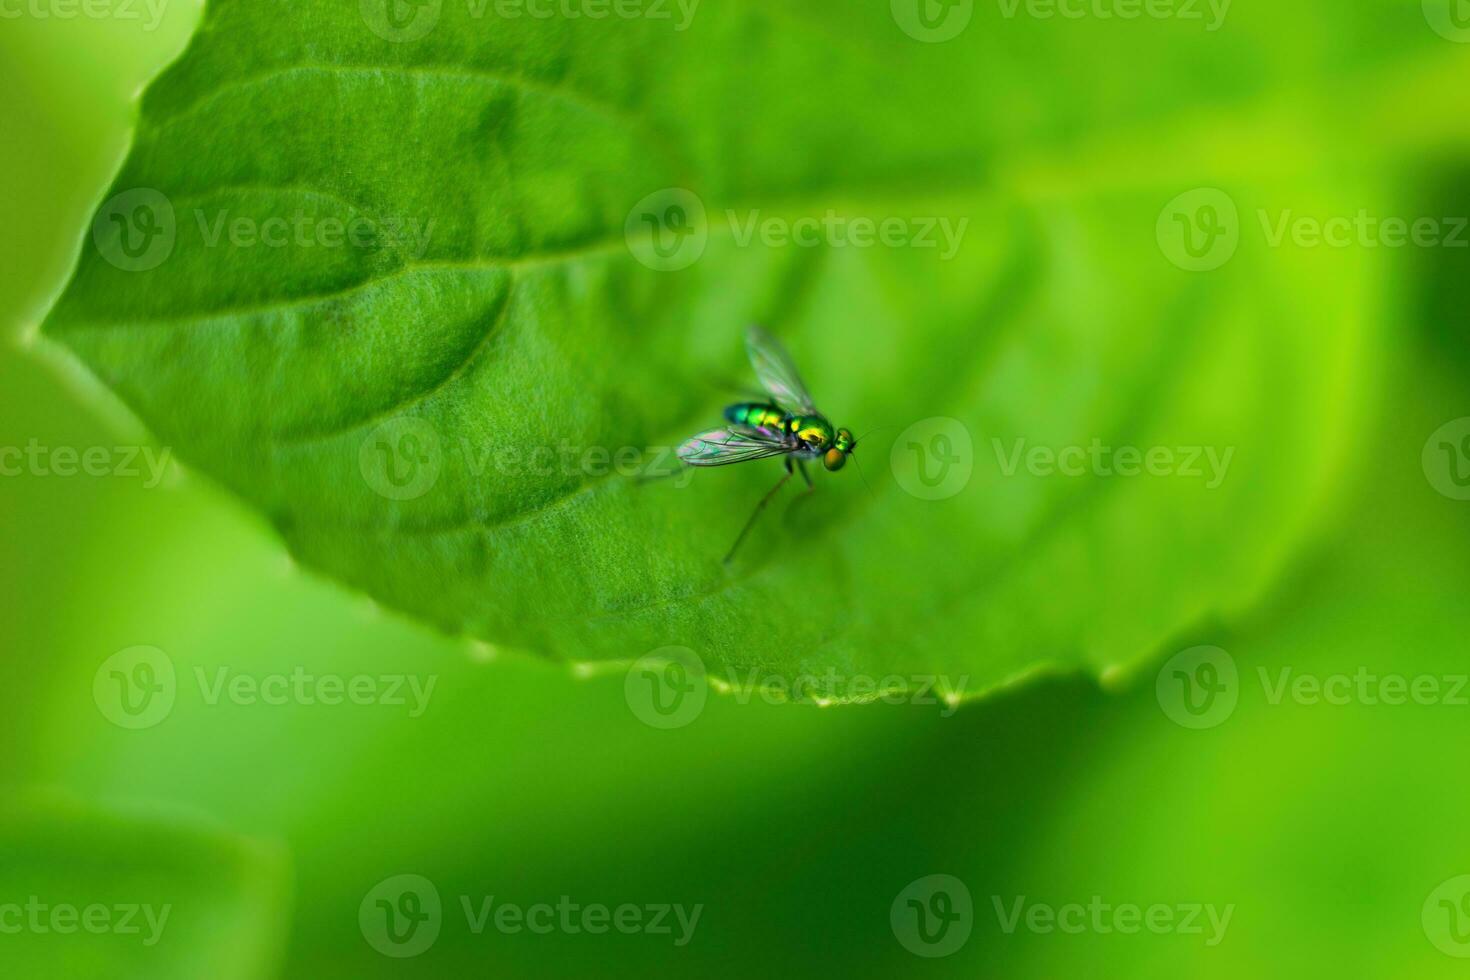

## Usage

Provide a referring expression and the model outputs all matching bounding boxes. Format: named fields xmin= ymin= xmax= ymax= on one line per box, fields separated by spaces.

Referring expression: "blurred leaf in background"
xmin=1 ymin=1 xmax=1469 ymax=979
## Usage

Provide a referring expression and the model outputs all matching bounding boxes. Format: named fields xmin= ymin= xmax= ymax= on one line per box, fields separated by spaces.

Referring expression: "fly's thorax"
xmin=787 ymin=415 xmax=835 ymax=452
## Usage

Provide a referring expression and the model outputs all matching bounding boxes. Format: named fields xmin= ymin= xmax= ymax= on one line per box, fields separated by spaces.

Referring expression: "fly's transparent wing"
xmin=677 ymin=427 xmax=796 ymax=467
xmin=746 ymin=325 xmax=817 ymax=414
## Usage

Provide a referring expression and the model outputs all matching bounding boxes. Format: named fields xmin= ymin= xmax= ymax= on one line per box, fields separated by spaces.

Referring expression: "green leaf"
xmin=0 ymin=798 xmax=288 ymax=980
xmin=45 ymin=0 xmax=1417 ymax=699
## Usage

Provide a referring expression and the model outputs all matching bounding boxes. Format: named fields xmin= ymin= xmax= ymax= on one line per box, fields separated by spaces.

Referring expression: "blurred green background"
xmin=4 ymin=3 xmax=1470 ymax=977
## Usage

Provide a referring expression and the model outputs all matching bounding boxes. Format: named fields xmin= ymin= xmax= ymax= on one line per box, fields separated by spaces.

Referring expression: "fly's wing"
xmin=677 ymin=427 xmax=795 ymax=467
xmin=746 ymin=325 xmax=817 ymax=414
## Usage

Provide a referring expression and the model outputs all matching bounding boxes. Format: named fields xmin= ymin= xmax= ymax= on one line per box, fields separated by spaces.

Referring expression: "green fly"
xmin=678 ymin=326 xmax=858 ymax=563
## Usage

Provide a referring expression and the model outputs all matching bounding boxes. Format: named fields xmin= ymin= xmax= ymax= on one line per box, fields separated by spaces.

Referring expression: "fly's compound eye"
xmin=823 ymin=448 xmax=847 ymax=471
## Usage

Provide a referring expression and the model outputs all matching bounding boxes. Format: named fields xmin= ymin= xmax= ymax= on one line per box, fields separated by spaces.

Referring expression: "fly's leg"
xmin=636 ymin=468 xmax=684 ymax=485
xmin=796 ymin=459 xmax=814 ymax=494
xmin=723 ymin=468 xmax=794 ymax=565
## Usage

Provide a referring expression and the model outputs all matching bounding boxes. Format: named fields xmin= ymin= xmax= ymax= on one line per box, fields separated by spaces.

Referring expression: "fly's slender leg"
xmin=796 ymin=460 xmax=814 ymax=493
xmin=724 ymin=469 xmax=793 ymax=565
xmin=636 ymin=468 xmax=682 ymax=485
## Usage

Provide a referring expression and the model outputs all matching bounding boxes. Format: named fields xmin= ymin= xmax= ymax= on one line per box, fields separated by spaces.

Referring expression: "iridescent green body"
xmin=723 ymin=402 xmax=790 ymax=437
xmin=722 ymin=402 xmax=854 ymax=469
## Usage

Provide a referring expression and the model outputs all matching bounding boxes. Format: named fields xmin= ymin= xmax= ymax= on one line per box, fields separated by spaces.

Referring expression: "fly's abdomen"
xmin=724 ymin=403 xmax=789 ymax=437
